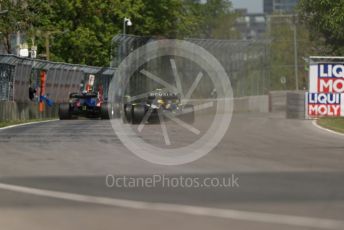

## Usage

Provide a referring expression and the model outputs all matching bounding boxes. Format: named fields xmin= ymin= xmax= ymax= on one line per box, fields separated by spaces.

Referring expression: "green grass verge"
xmin=0 ymin=118 xmax=55 ymax=128
xmin=317 ymin=117 xmax=344 ymax=134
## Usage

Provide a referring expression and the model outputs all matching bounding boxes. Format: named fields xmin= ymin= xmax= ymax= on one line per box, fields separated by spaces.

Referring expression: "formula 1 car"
xmin=123 ymin=89 xmax=194 ymax=124
xmin=58 ymin=92 xmax=109 ymax=120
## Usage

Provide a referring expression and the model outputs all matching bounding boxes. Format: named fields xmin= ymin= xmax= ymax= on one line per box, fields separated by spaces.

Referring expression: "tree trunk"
xmin=3 ymin=34 xmax=12 ymax=54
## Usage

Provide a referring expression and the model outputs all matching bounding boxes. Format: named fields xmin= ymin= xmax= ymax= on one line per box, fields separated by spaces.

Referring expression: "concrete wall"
xmin=0 ymin=101 xmax=59 ymax=121
xmin=0 ymin=92 xmax=304 ymax=121
xmin=286 ymin=92 xmax=306 ymax=119
xmin=234 ymin=95 xmax=269 ymax=113
xmin=269 ymin=91 xmax=290 ymax=113
xmin=234 ymin=97 xmax=249 ymax=113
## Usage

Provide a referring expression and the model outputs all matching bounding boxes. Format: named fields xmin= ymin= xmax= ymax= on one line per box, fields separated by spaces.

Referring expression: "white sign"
xmin=88 ymin=74 xmax=95 ymax=86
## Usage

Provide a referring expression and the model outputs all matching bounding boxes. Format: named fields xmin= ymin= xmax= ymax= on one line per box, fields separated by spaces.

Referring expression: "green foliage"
xmin=298 ymin=0 xmax=344 ymax=55
xmin=187 ymin=0 xmax=238 ymax=39
xmin=28 ymin=0 xmax=124 ymax=65
xmin=0 ymin=118 xmax=55 ymax=128
xmin=0 ymin=0 xmax=237 ymax=66
xmin=318 ymin=117 xmax=344 ymax=133
xmin=269 ymin=17 xmax=312 ymax=90
xmin=132 ymin=0 xmax=199 ymax=38
xmin=0 ymin=0 xmax=31 ymax=53
xmin=202 ymin=0 xmax=235 ymax=38
xmin=268 ymin=0 xmax=344 ymax=91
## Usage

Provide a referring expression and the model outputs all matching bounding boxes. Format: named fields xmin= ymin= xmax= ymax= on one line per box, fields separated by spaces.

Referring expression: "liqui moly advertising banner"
xmin=306 ymin=59 xmax=344 ymax=118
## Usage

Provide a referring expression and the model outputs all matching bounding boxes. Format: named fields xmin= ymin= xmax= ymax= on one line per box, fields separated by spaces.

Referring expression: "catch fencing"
xmin=111 ymin=34 xmax=271 ymax=98
xmin=0 ymin=35 xmax=270 ymax=103
xmin=0 ymin=55 xmax=115 ymax=103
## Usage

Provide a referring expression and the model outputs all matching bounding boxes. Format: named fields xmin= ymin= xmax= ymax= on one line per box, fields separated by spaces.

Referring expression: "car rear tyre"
xmin=123 ymin=104 xmax=133 ymax=123
xmin=100 ymin=103 xmax=110 ymax=120
xmin=59 ymin=103 xmax=71 ymax=120
xmin=111 ymin=103 xmax=121 ymax=118
xmin=132 ymin=104 xmax=146 ymax=124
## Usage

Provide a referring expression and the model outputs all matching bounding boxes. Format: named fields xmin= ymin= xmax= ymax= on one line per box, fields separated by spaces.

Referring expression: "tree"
xmin=1 ymin=0 xmax=238 ymax=66
xmin=188 ymin=0 xmax=238 ymax=39
xmin=0 ymin=0 xmax=31 ymax=54
xmin=298 ymin=0 xmax=344 ymax=55
xmin=27 ymin=0 xmax=201 ymax=65
xmin=132 ymin=0 xmax=199 ymax=38
xmin=27 ymin=0 xmax=123 ymax=65
xmin=268 ymin=16 xmax=314 ymax=91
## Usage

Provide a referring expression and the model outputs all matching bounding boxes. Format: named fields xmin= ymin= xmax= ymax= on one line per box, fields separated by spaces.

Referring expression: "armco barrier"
xmin=0 ymin=101 xmax=59 ymax=121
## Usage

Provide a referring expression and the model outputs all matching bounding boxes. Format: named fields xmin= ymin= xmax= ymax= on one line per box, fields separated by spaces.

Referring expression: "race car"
xmin=58 ymin=92 xmax=109 ymax=120
xmin=123 ymin=89 xmax=194 ymax=124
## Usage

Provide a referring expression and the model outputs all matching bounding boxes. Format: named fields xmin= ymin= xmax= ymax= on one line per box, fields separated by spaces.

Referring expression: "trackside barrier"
xmin=0 ymin=55 xmax=115 ymax=103
xmin=0 ymin=55 xmax=117 ymax=121
xmin=187 ymin=96 xmax=269 ymax=114
xmin=269 ymin=90 xmax=307 ymax=119
xmin=234 ymin=95 xmax=269 ymax=113
xmin=0 ymin=101 xmax=59 ymax=121
xmin=0 ymin=95 xmax=270 ymax=121
xmin=269 ymin=91 xmax=291 ymax=113
xmin=286 ymin=91 xmax=306 ymax=119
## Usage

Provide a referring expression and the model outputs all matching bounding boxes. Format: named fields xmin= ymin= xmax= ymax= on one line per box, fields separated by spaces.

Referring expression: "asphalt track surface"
xmin=0 ymin=112 xmax=344 ymax=230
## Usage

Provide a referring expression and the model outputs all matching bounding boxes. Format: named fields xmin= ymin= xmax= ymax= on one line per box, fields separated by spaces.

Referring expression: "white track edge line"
xmin=0 ymin=182 xmax=343 ymax=229
xmin=0 ymin=119 xmax=58 ymax=131
xmin=312 ymin=120 xmax=344 ymax=137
